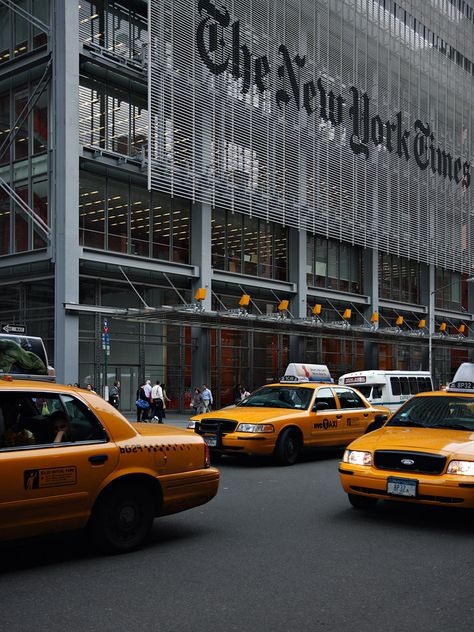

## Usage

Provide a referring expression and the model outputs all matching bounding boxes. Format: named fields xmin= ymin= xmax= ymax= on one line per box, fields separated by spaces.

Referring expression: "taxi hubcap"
xmin=118 ymin=504 xmax=138 ymax=528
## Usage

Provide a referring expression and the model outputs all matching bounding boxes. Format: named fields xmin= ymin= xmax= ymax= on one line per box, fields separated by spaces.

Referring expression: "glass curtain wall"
xmin=0 ymin=0 xmax=50 ymax=66
xmin=79 ymin=0 xmax=147 ymax=62
xmin=379 ymin=253 xmax=421 ymax=304
xmin=79 ymin=170 xmax=191 ymax=263
xmin=307 ymin=235 xmax=363 ymax=293
xmin=79 ymin=78 xmax=147 ymax=159
xmin=0 ymin=74 xmax=49 ymax=256
xmin=212 ymin=208 xmax=288 ymax=280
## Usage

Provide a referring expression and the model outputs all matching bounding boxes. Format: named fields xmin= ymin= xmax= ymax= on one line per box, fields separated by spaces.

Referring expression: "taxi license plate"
xmin=204 ymin=435 xmax=217 ymax=447
xmin=387 ymin=477 xmax=417 ymax=498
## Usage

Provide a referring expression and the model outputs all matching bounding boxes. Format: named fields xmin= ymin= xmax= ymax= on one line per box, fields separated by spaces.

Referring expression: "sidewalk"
xmin=124 ymin=411 xmax=192 ymax=429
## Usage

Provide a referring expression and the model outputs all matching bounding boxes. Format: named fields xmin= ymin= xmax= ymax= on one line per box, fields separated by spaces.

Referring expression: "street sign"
xmin=2 ymin=324 xmax=26 ymax=334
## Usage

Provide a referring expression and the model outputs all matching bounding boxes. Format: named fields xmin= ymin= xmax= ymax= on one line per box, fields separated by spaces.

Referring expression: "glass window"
xmin=0 ymin=187 xmax=10 ymax=255
xmin=14 ymin=91 xmax=29 ymax=161
xmin=33 ymin=91 xmax=48 ymax=155
xmin=129 ymin=183 xmax=149 ymax=257
xmin=0 ymin=391 xmax=106 ymax=450
xmin=212 ymin=207 xmax=226 ymax=270
xmin=32 ymin=0 xmax=49 ymax=49
xmin=409 ymin=376 xmax=418 ymax=394
xmin=388 ymin=396 xmax=474 ymax=431
xmin=274 ymin=223 xmax=287 ymax=281
xmin=315 ymin=387 xmax=337 ymax=410
xmin=79 ymin=171 xmax=106 ymax=249
xmin=0 ymin=5 xmax=10 ymax=64
xmin=14 ymin=1 xmax=29 ymax=57
xmin=107 ymin=93 xmax=130 ymax=155
xmin=335 ymin=387 xmax=365 ymax=409
xmin=339 ymin=243 xmax=350 ymax=291
xmin=240 ymin=386 xmax=312 ymax=410
xmin=243 ymin=215 xmax=258 ymax=276
xmin=152 ymin=191 xmax=171 ymax=260
xmin=32 ymin=179 xmax=48 ymax=250
xmin=0 ymin=92 xmax=9 ymax=165
xmin=61 ymin=395 xmax=107 ymax=442
xmin=399 ymin=377 xmax=410 ymax=395
xmin=14 ymin=185 xmax=29 ymax=253
xmin=227 ymin=213 xmax=242 ymax=273
xmin=259 ymin=222 xmax=273 ymax=278
xmin=172 ymin=197 xmax=190 ymax=264
xmin=107 ymin=177 xmax=129 ymax=253
xmin=391 ymin=377 xmax=401 ymax=395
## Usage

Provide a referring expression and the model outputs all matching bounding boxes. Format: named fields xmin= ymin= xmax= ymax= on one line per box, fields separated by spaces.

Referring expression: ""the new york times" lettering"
xmin=195 ymin=0 xmax=470 ymax=188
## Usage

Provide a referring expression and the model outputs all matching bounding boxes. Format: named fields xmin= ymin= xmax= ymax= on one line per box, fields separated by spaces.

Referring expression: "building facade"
xmin=1 ymin=0 xmax=474 ymax=412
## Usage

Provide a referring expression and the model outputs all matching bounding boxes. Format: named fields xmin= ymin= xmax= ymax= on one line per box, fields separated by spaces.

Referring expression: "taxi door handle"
xmin=89 ymin=454 xmax=108 ymax=465
xmin=363 ymin=413 xmax=369 ymax=417
xmin=336 ymin=414 xmax=342 ymax=419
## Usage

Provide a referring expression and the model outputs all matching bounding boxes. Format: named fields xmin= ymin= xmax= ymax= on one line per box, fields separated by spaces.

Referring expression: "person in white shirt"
xmin=201 ymin=384 xmax=213 ymax=412
xmin=151 ymin=380 xmax=164 ymax=422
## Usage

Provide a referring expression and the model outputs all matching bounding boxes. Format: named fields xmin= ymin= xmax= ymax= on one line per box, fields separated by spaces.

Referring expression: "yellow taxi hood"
xmin=352 ymin=426 xmax=474 ymax=457
xmin=132 ymin=422 xmax=201 ymax=440
xmin=193 ymin=407 xmax=307 ymax=424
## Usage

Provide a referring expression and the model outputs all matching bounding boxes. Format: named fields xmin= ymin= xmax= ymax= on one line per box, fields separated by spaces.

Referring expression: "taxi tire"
xmin=274 ymin=428 xmax=301 ymax=466
xmin=348 ymin=493 xmax=378 ymax=510
xmin=90 ymin=483 xmax=154 ymax=554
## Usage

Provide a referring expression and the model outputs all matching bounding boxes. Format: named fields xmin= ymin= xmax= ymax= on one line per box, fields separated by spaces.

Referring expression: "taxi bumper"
xmin=158 ymin=467 xmax=220 ymax=515
xmin=203 ymin=432 xmax=277 ymax=456
xmin=339 ymin=465 xmax=474 ymax=508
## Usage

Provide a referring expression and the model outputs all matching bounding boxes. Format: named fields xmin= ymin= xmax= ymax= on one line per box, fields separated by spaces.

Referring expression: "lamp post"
xmin=428 ymin=277 xmax=474 ymax=382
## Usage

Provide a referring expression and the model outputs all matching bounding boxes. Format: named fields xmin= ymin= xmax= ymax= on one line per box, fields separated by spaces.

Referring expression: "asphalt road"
xmin=1 ymin=447 xmax=473 ymax=632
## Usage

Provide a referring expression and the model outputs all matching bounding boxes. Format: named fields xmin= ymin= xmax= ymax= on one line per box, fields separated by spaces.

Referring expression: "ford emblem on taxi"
xmin=401 ymin=459 xmax=415 ymax=466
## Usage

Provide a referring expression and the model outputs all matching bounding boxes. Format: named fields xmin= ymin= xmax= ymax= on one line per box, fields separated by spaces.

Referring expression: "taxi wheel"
xmin=91 ymin=484 xmax=154 ymax=554
xmin=348 ymin=493 xmax=378 ymax=510
xmin=274 ymin=428 xmax=301 ymax=466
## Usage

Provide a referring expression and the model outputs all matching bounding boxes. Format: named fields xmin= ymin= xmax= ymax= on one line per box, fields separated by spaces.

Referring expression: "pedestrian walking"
xmin=201 ymin=384 xmax=213 ymax=412
xmin=233 ymin=383 xmax=243 ymax=404
xmin=240 ymin=386 xmax=251 ymax=400
xmin=161 ymin=383 xmax=171 ymax=418
xmin=109 ymin=381 xmax=120 ymax=409
xmin=191 ymin=387 xmax=205 ymax=415
xmin=151 ymin=380 xmax=164 ymax=423
xmin=136 ymin=383 xmax=150 ymax=422
xmin=143 ymin=379 xmax=153 ymax=419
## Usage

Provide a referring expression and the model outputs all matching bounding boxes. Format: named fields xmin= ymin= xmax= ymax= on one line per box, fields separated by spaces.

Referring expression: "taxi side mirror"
xmin=313 ymin=401 xmax=329 ymax=412
xmin=365 ymin=414 xmax=388 ymax=434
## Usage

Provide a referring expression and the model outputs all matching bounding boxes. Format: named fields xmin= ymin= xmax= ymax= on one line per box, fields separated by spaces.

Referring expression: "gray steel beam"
xmin=81 ymin=248 xmax=198 ymax=278
xmin=191 ymin=202 xmax=212 ymax=386
xmin=213 ymin=269 xmax=296 ymax=294
xmin=53 ymin=0 xmax=80 ymax=384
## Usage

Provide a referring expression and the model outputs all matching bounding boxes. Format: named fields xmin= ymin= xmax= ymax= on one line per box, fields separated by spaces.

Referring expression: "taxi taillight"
xmin=204 ymin=442 xmax=211 ymax=468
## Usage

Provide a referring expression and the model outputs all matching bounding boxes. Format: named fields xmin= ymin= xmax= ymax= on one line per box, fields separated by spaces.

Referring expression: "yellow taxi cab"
xmin=0 ymin=377 xmax=219 ymax=552
xmin=188 ymin=364 xmax=389 ymax=465
xmin=339 ymin=363 xmax=474 ymax=511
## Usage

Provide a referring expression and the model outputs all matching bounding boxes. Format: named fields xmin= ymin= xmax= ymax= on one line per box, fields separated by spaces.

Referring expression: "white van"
xmin=338 ymin=370 xmax=433 ymax=413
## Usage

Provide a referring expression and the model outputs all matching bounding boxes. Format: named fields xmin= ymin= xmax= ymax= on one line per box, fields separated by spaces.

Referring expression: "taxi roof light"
xmin=446 ymin=363 xmax=474 ymax=393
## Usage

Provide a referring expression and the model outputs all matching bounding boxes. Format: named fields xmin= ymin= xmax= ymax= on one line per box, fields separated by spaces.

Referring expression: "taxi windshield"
xmin=387 ymin=395 xmax=474 ymax=431
xmin=238 ymin=386 xmax=313 ymax=410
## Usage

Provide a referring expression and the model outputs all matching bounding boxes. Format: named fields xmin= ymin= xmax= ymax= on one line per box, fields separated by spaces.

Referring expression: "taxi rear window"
xmin=238 ymin=386 xmax=313 ymax=410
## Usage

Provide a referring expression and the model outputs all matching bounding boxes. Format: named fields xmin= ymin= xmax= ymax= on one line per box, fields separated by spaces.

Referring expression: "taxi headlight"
xmin=447 ymin=460 xmax=474 ymax=476
xmin=236 ymin=423 xmax=275 ymax=433
xmin=343 ymin=449 xmax=372 ymax=466
xmin=187 ymin=420 xmax=196 ymax=429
